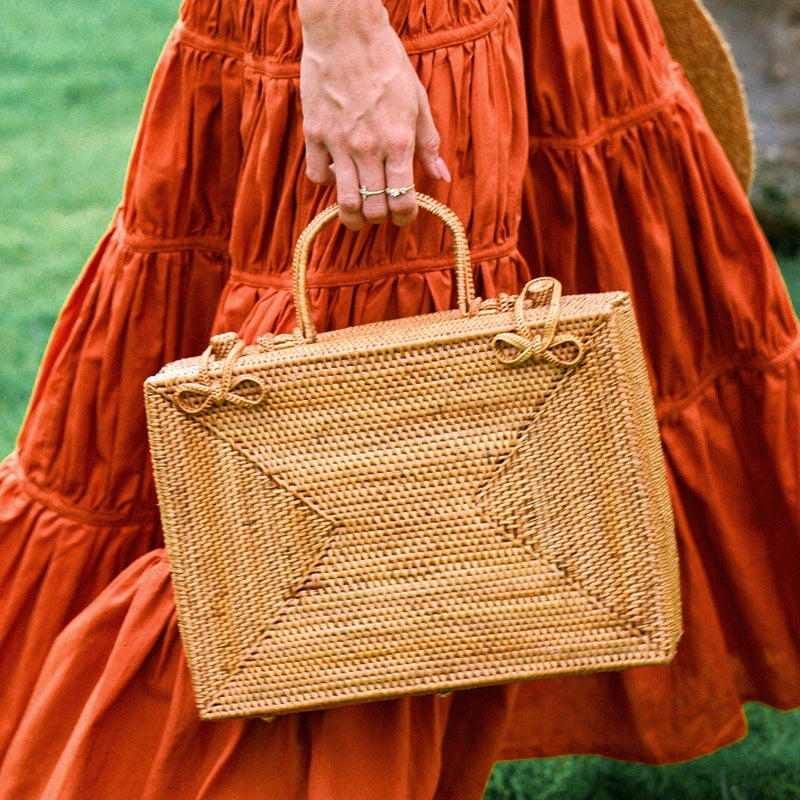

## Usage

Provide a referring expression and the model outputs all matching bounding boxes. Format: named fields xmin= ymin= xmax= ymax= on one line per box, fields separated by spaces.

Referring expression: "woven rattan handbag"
xmin=145 ymin=195 xmax=682 ymax=720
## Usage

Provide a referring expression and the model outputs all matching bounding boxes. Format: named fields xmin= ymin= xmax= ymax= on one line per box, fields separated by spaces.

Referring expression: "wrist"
xmin=298 ymin=0 xmax=389 ymax=46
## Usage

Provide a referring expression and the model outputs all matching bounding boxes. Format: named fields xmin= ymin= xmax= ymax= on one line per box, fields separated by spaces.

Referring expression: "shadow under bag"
xmin=144 ymin=196 xmax=682 ymax=720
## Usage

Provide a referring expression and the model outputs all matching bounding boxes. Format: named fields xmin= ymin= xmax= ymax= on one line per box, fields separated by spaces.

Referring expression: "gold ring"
xmin=385 ymin=184 xmax=415 ymax=198
xmin=359 ymin=186 xmax=385 ymax=200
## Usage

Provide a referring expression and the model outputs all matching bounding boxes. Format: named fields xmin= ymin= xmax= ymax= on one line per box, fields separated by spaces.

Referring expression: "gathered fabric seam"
xmin=227 ymin=237 xmax=519 ymax=290
xmin=657 ymin=331 xmax=800 ymax=423
xmin=11 ymin=455 xmax=162 ymax=527
xmin=529 ymin=72 xmax=682 ymax=151
xmin=176 ymin=0 xmax=510 ymax=79
xmin=174 ymin=22 xmax=245 ymax=60
xmin=117 ymin=215 xmax=231 ymax=255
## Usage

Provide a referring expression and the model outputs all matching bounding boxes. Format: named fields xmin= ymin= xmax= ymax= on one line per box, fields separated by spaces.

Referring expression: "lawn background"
xmin=1 ymin=1 xmax=799 ymax=798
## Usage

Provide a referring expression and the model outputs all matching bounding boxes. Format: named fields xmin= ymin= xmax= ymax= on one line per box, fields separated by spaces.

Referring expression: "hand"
xmin=298 ymin=0 xmax=450 ymax=230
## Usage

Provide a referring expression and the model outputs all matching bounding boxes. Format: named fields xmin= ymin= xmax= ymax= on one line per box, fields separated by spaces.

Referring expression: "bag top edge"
xmin=145 ymin=290 xmax=631 ymax=388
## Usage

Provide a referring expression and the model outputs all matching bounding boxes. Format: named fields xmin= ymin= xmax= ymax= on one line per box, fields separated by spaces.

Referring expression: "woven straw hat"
xmin=651 ymin=0 xmax=754 ymax=191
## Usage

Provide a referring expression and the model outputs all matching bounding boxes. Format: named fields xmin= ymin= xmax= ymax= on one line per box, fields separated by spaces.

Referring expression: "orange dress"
xmin=1 ymin=0 xmax=799 ymax=796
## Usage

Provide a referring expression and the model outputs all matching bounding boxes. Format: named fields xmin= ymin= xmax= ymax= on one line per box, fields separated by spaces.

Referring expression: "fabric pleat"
xmin=0 ymin=0 xmax=799 ymax=796
xmin=1 ymin=549 xmax=508 ymax=800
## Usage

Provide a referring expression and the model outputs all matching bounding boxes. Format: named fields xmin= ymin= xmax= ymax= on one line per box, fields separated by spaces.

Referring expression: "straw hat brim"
xmin=651 ymin=0 xmax=754 ymax=192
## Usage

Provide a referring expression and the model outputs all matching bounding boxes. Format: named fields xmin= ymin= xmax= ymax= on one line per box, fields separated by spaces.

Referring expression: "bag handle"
xmin=291 ymin=193 xmax=474 ymax=343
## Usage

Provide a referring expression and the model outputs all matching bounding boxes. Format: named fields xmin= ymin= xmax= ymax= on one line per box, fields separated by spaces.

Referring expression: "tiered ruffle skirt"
xmin=1 ymin=0 xmax=798 ymax=797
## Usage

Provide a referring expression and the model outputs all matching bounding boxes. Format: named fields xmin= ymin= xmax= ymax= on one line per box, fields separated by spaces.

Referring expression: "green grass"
xmin=780 ymin=250 xmax=800 ymax=304
xmin=0 ymin=0 xmax=179 ymax=450
xmin=486 ymin=703 xmax=800 ymax=799
xmin=2 ymin=3 xmax=800 ymax=798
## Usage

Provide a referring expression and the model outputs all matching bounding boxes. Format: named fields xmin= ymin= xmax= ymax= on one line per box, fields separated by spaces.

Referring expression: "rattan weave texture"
xmin=145 ymin=196 xmax=681 ymax=720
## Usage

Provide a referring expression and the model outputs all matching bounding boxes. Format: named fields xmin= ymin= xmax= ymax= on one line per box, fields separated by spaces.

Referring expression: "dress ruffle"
xmin=1 ymin=549 xmax=518 ymax=800
xmin=0 ymin=456 xmax=163 ymax=758
xmin=1 ymin=0 xmax=799 ymax=795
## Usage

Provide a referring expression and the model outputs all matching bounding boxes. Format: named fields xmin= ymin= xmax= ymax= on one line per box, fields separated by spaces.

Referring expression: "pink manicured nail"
xmin=435 ymin=157 xmax=451 ymax=183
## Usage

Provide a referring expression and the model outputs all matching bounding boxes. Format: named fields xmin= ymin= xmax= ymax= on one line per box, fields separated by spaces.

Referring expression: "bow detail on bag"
xmin=174 ymin=333 xmax=267 ymax=415
xmin=492 ymin=278 xmax=585 ymax=368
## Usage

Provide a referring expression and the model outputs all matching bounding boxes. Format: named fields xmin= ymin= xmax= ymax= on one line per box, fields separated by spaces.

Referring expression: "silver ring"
xmin=385 ymin=184 xmax=415 ymax=198
xmin=359 ymin=186 xmax=385 ymax=200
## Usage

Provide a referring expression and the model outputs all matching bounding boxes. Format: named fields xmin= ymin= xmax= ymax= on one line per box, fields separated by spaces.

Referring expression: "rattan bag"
xmin=145 ymin=196 xmax=682 ymax=720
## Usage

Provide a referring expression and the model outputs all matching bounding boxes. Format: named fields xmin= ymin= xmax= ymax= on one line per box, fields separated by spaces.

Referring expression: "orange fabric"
xmin=0 ymin=0 xmax=799 ymax=796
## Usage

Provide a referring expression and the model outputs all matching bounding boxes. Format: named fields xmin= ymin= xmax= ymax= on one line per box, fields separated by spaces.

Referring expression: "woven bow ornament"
xmin=174 ymin=333 xmax=267 ymax=415
xmin=492 ymin=278 xmax=585 ymax=368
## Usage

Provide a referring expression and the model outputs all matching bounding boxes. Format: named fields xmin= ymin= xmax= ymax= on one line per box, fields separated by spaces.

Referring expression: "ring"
xmin=385 ymin=184 xmax=415 ymax=198
xmin=359 ymin=186 xmax=385 ymax=200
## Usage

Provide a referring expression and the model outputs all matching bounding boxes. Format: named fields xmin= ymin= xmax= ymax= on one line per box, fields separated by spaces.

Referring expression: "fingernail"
xmin=435 ymin=157 xmax=451 ymax=183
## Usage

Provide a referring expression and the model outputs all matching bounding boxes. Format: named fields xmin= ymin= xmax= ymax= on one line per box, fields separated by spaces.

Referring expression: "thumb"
xmin=415 ymin=87 xmax=449 ymax=183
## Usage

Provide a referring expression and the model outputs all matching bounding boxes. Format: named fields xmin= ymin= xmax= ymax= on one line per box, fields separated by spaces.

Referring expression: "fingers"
xmin=334 ymin=150 xmax=443 ymax=231
xmin=333 ymin=159 xmax=366 ymax=231
xmin=357 ymin=162 xmax=389 ymax=226
xmin=384 ymin=157 xmax=417 ymax=228
xmin=306 ymin=92 xmax=449 ymax=231
xmin=305 ymin=138 xmax=336 ymax=185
